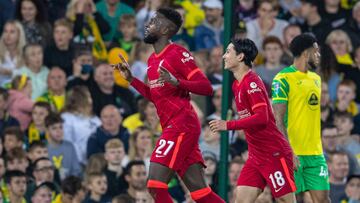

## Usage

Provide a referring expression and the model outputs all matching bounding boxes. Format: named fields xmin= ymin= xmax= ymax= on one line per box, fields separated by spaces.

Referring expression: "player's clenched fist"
xmin=209 ymin=120 xmax=227 ymax=132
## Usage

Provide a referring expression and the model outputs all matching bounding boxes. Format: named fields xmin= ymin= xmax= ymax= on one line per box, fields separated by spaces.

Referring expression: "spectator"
xmin=104 ymin=139 xmax=127 ymax=197
xmin=207 ymin=87 xmax=221 ymax=120
xmin=281 ymin=24 xmax=301 ymax=66
xmin=45 ymin=113 xmax=81 ymax=180
xmin=235 ymin=0 xmax=257 ymax=23
xmin=3 ymin=127 xmax=24 ymax=154
xmin=14 ymin=0 xmax=52 ymax=48
xmin=0 ymin=157 xmax=5 ymax=180
xmin=320 ymin=0 xmax=350 ymax=29
xmin=56 ymin=176 xmax=86 ymax=203
xmin=30 ymin=182 xmax=54 ymax=203
xmin=334 ymin=112 xmax=360 ymax=162
xmin=341 ymin=46 xmax=360 ymax=103
xmin=228 ymin=157 xmax=245 ymax=203
xmin=112 ymin=194 xmax=135 ymax=203
xmin=5 ymin=148 xmax=29 ymax=173
xmin=124 ymin=160 xmax=147 ymax=200
xmin=4 ymin=170 xmax=27 ymax=203
xmin=0 ymin=88 xmax=20 ymax=136
xmin=318 ymin=44 xmax=341 ymax=103
xmin=61 ymin=86 xmax=101 ymax=165
xmin=69 ymin=47 xmax=93 ymax=83
xmin=25 ymin=102 xmax=51 ymax=147
xmin=110 ymin=14 xmax=139 ymax=55
xmin=123 ymin=98 xmax=161 ymax=135
xmin=96 ymin=0 xmax=135 ymax=42
xmin=130 ymin=41 xmax=153 ymax=84
xmin=298 ymin=0 xmax=332 ymax=45
xmin=27 ymin=141 xmax=49 ymax=164
xmin=342 ymin=174 xmax=360 ymax=203
xmin=68 ymin=63 xmax=136 ymax=117
xmin=255 ymin=36 xmax=285 ymax=94
xmin=326 ymin=29 xmax=354 ymax=66
xmin=278 ymin=0 xmax=302 ymax=23
xmin=136 ymin=0 xmax=163 ymax=39
xmin=321 ymin=82 xmax=335 ymax=124
xmin=328 ymin=151 xmax=350 ymax=203
xmin=7 ymin=75 xmax=33 ymax=130
xmin=87 ymin=104 xmax=130 ymax=158
xmin=44 ymin=19 xmax=74 ymax=77
xmin=335 ymin=80 xmax=359 ymax=117
xmin=172 ymin=5 xmax=195 ymax=51
xmin=345 ymin=2 xmax=360 ymax=49
xmin=194 ymin=0 xmax=224 ymax=51
xmin=85 ymin=153 xmax=107 ymax=176
xmin=66 ymin=0 xmax=110 ymax=61
xmin=128 ymin=126 xmax=153 ymax=170
xmin=135 ymin=190 xmax=153 ymax=203
xmin=14 ymin=43 xmax=49 ymax=100
xmin=203 ymin=152 xmax=218 ymax=191
xmin=206 ymin=46 xmax=223 ymax=86
xmin=200 ymin=123 xmax=220 ymax=160
xmin=321 ymin=123 xmax=360 ymax=175
xmin=246 ymin=0 xmax=288 ymax=51
xmin=37 ymin=67 xmax=67 ymax=112
xmin=31 ymin=157 xmax=57 ymax=186
xmin=83 ymin=172 xmax=110 ymax=203
xmin=0 ymin=20 xmax=26 ymax=86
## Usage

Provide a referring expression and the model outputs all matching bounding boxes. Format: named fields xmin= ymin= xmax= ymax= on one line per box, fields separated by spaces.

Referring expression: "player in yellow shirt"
xmin=272 ymin=34 xmax=330 ymax=203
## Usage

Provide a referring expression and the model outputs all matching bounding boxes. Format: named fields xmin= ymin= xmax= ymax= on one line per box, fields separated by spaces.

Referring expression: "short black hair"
xmin=5 ymin=170 xmax=26 ymax=184
xmin=61 ymin=176 xmax=84 ymax=196
xmin=321 ymin=122 xmax=337 ymax=132
xmin=33 ymin=157 xmax=51 ymax=169
xmin=29 ymin=141 xmax=47 ymax=152
xmin=289 ymin=33 xmax=317 ymax=57
xmin=157 ymin=7 xmax=183 ymax=34
xmin=45 ymin=113 xmax=63 ymax=128
xmin=124 ymin=160 xmax=145 ymax=176
xmin=231 ymin=38 xmax=258 ymax=67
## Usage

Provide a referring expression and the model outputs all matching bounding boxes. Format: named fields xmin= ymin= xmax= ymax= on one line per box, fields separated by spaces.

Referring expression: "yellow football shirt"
xmin=272 ymin=65 xmax=323 ymax=155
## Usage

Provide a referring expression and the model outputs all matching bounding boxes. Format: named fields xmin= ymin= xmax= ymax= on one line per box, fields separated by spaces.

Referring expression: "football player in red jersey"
xmin=209 ymin=38 xmax=296 ymax=203
xmin=115 ymin=7 xmax=225 ymax=203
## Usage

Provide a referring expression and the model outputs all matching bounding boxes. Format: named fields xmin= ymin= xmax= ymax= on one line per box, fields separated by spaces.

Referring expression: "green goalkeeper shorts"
xmin=295 ymin=155 xmax=330 ymax=193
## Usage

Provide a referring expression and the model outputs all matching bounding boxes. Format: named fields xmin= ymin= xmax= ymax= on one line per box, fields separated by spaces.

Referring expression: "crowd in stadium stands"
xmin=0 ymin=0 xmax=359 ymax=202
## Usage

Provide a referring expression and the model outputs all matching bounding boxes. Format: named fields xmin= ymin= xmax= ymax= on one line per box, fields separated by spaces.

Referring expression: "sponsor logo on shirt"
xmin=181 ymin=51 xmax=194 ymax=63
xmin=248 ymin=82 xmax=261 ymax=94
xmin=149 ymin=79 xmax=164 ymax=88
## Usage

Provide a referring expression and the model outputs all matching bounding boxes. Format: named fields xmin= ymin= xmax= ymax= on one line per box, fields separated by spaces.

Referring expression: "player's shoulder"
xmin=170 ymin=43 xmax=192 ymax=55
xmin=308 ymin=70 xmax=321 ymax=80
xmin=273 ymin=66 xmax=296 ymax=80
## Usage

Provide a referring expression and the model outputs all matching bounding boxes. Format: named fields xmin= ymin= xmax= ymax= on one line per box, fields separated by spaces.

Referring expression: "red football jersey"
xmin=228 ymin=71 xmax=292 ymax=163
xmin=131 ymin=43 xmax=212 ymax=133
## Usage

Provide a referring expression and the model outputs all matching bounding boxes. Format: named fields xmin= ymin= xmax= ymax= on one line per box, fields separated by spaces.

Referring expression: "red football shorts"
xmin=237 ymin=153 xmax=296 ymax=198
xmin=150 ymin=129 xmax=205 ymax=177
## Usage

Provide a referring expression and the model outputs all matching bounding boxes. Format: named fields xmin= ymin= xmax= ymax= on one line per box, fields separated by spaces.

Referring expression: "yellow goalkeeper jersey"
xmin=272 ymin=65 xmax=323 ymax=155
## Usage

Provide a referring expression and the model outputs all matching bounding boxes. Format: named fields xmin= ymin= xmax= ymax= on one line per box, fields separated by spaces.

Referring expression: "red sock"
xmin=147 ymin=180 xmax=173 ymax=203
xmin=190 ymin=187 xmax=225 ymax=203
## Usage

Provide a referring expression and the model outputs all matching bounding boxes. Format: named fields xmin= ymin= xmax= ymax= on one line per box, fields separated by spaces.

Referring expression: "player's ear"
xmin=237 ymin=53 xmax=245 ymax=62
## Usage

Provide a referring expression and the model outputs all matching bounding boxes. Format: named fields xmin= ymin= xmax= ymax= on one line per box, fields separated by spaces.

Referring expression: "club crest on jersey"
xmin=181 ymin=52 xmax=194 ymax=63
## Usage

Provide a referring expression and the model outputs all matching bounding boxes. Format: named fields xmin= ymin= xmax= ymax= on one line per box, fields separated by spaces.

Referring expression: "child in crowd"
xmin=25 ymin=102 xmax=51 ymax=147
xmin=83 ymin=172 xmax=110 ymax=203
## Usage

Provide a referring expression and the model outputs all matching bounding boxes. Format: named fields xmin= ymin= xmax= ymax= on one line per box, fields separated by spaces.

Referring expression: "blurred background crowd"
xmin=0 ymin=0 xmax=359 ymax=202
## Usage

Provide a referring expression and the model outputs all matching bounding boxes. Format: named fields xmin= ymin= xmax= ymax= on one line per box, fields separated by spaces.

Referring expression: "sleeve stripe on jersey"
xmin=186 ymin=68 xmax=201 ymax=80
xmin=279 ymin=78 xmax=290 ymax=93
xmin=251 ymin=102 xmax=267 ymax=111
